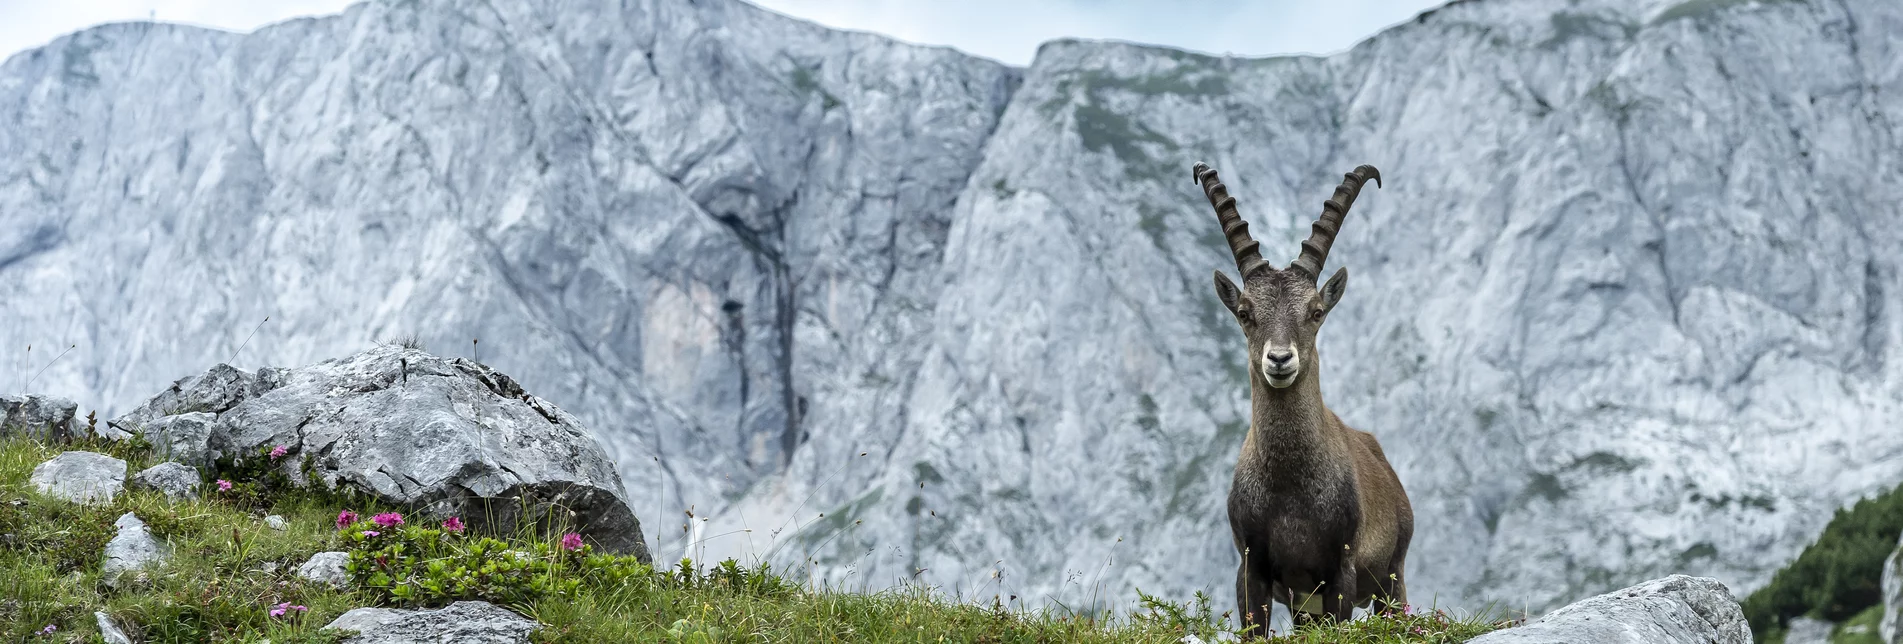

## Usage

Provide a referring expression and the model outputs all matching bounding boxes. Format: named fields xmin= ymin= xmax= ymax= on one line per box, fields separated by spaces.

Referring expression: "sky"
xmin=0 ymin=0 xmax=1450 ymax=68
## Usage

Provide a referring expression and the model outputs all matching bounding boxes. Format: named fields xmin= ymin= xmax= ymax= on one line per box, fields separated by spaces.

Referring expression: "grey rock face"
xmin=102 ymin=512 xmax=170 ymax=588
xmin=325 ymin=601 xmax=539 ymax=643
xmin=0 ymin=394 xmax=77 ymax=441
xmin=3 ymin=0 xmax=1902 ymax=614
xmin=1469 ymin=575 xmax=1750 ymax=644
xmin=130 ymin=462 xmax=201 ymax=501
xmin=94 ymin=612 xmax=132 ymax=644
xmin=264 ymin=514 xmax=288 ymax=531
xmin=297 ymin=551 xmax=350 ymax=588
xmin=1884 ymin=531 xmax=1901 ymax=644
xmin=117 ymin=346 xmax=648 ymax=561
xmin=29 ymin=451 xmax=125 ymax=505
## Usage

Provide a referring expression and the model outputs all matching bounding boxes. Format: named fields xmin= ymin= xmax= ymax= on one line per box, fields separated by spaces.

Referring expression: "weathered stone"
xmin=29 ymin=451 xmax=126 ymax=505
xmin=95 ymin=611 xmax=133 ymax=644
xmin=130 ymin=462 xmax=201 ymax=501
xmin=325 ymin=601 xmax=539 ymax=643
xmin=297 ymin=551 xmax=350 ymax=588
xmin=108 ymin=364 xmax=282 ymax=435
xmin=147 ymin=346 xmax=648 ymax=561
xmin=1883 ymin=530 xmax=1901 ymax=644
xmin=264 ymin=514 xmax=288 ymax=531
xmin=102 ymin=512 xmax=170 ymax=589
xmin=0 ymin=394 xmax=78 ymax=441
xmin=133 ymin=412 xmax=217 ymax=467
xmin=1468 ymin=575 xmax=1750 ymax=644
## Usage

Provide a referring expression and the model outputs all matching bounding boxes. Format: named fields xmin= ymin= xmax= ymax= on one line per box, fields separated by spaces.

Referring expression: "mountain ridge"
xmin=3 ymin=0 xmax=1900 ymax=617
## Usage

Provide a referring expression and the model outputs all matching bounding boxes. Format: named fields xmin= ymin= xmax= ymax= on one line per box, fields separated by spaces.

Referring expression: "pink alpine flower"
xmin=335 ymin=510 xmax=359 ymax=530
xmin=372 ymin=512 xmax=405 ymax=528
xmin=442 ymin=516 xmax=465 ymax=533
xmin=216 ymin=479 xmax=232 ymax=492
xmin=560 ymin=532 xmax=584 ymax=551
xmin=362 ymin=530 xmax=381 ymax=538
xmin=269 ymin=601 xmax=309 ymax=618
xmin=269 ymin=445 xmax=288 ymax=460
xmin=37 ymin=624 xmax=56 ymax=636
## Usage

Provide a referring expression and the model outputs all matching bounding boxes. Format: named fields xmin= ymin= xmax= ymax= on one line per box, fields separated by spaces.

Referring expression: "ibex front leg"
xmin=1325 ymin=545 xmax=1358 ymax=623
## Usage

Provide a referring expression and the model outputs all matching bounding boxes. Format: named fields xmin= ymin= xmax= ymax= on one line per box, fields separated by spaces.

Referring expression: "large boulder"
xmin=1883 ymin=530 xmax=1901 ymax=644
xmin=324 ymin=601 xmax=540 ymax=643
xmin=1467 ymin=575 xmax=1750 ymax=644
xmin=29 ymin=451 xmax=126 ymax=505
xmin=1 ymin=394 xmax=78 ymax=441
xmin=112 ymin=346 xmax=649 ymax=561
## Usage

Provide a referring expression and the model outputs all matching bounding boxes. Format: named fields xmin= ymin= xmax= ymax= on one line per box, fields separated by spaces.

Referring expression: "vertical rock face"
xmin=1883 ymin=531 xmax=1901 ymax=644
xmin=2 ymin=0 xmax=1902 ymax=612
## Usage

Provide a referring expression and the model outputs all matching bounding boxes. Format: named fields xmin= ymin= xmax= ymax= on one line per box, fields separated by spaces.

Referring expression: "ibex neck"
xmin=1242 ymin=368 xmax=1332 ymax=463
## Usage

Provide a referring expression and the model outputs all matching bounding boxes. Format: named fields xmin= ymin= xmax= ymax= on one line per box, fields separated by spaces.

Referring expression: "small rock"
xmin=1882 ymin=530 xmax=1901 ymax=644
xmin=130 ymin=462 xmax=201 ymax=501
xmin=0 ymin=394 xmax=78 ymax=441
xmin=325 ymin=600 xmax=540 ymax=643
xmin=95 ymin=611 xmax=133 ymax=644
xmin=264 ymin=515 xmax=289 ymax=531
xmin=29 ymin=451 xmax=126 ymax=505
xmin=297 ymin=551 xmax=351 ymax=588
xmin=1467 ymin=575 xmax=1750 ymax=644
xmin=1785 ymin=615 xmax=1834 ymax=644
xmin=102 ymin=512 xmax=171 ymax=589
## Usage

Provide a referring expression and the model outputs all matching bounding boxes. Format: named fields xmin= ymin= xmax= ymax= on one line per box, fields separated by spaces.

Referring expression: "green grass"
xmin=1742 ymin=480 xmax=1903 ymax=640
xmin=1 ymin=432 xmax=1514 ymax=642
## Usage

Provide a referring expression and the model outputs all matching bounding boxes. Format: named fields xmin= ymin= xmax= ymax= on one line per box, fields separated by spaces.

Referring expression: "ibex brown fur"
xmin=1194 ymin=162 xmax=1413 ymax=629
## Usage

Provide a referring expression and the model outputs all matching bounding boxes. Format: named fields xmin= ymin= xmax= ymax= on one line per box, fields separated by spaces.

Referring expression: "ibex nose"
xmin=1264 ymin=351 xmax=1295 ymax=370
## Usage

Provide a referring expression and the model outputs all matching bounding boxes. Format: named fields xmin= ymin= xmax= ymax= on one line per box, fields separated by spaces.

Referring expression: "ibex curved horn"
xmin=1193 ymin=162 xmax=1271 ymax=279
xmin=1288 ymin=165 xmax=1381 ymax=282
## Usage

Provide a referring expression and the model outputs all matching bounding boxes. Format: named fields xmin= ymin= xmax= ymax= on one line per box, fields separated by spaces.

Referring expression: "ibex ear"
xmin=1213 ymin=271 xmax=1243 ymax=315
xmin=1320 ymin=267 xmax=1348 ymax=313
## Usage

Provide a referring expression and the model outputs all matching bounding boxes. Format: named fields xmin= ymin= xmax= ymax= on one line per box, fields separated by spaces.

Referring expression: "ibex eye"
xmin=1310 ymin=309 xmax=1324 ymax=321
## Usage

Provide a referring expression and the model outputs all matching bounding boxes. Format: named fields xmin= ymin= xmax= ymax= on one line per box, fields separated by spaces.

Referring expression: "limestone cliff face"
xmin=3 ymin=0 xmax=1900 ymax=611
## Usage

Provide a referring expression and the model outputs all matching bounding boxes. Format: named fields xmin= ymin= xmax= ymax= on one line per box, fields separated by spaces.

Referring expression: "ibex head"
xmin=1195 ymin=162 xmax=1381 ymax=389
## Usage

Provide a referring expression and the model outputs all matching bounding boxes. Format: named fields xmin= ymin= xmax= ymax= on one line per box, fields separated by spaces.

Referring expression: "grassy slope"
xmin=0 ymin=433 xmax=1510 ymax=642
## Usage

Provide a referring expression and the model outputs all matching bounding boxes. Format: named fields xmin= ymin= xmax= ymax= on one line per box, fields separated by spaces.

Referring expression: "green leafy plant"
xmin=1742 ymin=481 xmax=1903 ymax=639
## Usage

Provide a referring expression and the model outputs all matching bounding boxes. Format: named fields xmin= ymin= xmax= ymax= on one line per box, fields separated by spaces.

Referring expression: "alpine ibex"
xmin=1194 ymin=162 xmax=1413 ymax=629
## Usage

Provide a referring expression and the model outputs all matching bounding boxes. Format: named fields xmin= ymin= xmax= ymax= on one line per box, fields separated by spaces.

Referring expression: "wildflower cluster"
xmin=337 ymin=510 xmax=648 ymax=608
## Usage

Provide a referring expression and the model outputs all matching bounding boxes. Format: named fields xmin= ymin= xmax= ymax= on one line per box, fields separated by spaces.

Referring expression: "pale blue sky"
xmin=0 ymin=0 xmax=1450 ymax=67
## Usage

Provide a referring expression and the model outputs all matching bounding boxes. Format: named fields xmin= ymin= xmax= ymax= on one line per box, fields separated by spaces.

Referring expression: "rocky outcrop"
xmin=1883 ymin=530 xmax=1901 ymax=644
xmin=1 ymin=394 xmax=77 ymax=441
xmin=324 ymin=601 xmax=539 ymax=643
xmin=102 ymin=512 xmax=170 ymax=588
xmin=4 ymin=0 xmax=1902 ymax=613
xmin=1469 ymin=575 xmax=1751 ymax=644
xmin=29 ymin=451 xmax=125 ymax=505
xmin=129 ymin=462 xmax=200 ymax=501
xmin=112 ymin=345 xmax=649 ymax=561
